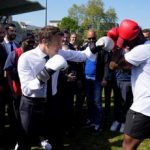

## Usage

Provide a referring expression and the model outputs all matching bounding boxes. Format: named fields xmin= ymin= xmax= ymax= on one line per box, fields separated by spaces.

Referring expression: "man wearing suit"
xmin=0 ymin=24 xmax=7 ymax=146
xmin=0 ymin=23 xmax=19 ymax=148
xmin=2 ymin=23 xmax=19 ymax=54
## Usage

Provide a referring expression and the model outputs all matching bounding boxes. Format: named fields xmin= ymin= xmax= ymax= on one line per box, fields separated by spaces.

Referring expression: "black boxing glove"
xmin=88 ymin=41 xmax=101 ymax=54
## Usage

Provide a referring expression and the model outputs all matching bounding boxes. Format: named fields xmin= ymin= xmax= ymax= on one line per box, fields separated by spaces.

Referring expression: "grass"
xmin=62 ymin=96 xmax=150 ymax=150
xmin=3 ymin=96 xmax=150 ymax=150
xmin=63 ymin=128 xmax=150 ymax=150
xmin=62 ymin=121 xmax=150 ymax=149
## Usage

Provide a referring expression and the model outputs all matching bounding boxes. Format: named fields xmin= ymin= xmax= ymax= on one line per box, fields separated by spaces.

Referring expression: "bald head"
xmin=87 ymin=29 xmax=97 ymax=42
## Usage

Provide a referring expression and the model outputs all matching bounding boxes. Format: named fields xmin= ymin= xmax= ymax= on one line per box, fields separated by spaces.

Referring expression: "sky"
xmin=13 ymin=0 xmax=150 ymax=29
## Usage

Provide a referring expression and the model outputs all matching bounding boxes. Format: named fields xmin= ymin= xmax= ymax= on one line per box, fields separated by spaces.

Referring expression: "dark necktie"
xmin=44 ymin=55 xmax=52 ymax=99
xmin=10 ymin=41 xmax=14 ymax=52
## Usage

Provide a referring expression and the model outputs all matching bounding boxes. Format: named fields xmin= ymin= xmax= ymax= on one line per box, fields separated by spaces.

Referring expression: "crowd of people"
xmin=0 ymin=19 xmax=150 ymax=150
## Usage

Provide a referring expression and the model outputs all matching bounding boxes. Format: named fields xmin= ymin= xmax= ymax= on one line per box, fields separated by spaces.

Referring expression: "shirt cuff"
xmin=82 ymin=47 xmax=97 ymax=61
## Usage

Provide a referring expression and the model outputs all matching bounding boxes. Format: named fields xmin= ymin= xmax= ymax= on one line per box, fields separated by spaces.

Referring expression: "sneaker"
xmin=14 ymin=143 xmax=19 ymax=150
xmin=119 ymin=123 xmax=125 ymax=133
xmin=110 ymin=121 xmax=120 ymax=131
xmin=41 ymin=140 xmax=52 ymax=150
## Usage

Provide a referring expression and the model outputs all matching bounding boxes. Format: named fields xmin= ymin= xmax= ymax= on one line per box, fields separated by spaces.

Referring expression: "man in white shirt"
xmin=110 ymin=19 xmax=150 ymax=150
xmin=18 ymin=25 xmax=114 ymax=150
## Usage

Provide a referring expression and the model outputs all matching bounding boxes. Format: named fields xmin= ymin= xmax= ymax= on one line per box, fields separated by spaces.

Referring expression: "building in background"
xmin=49 ymin=20 xmax=61 ymax=27
xmin=12 ymin=21 xmax=41 ymax=43
xmin=0 ymin=0 xmax=44 ymax=43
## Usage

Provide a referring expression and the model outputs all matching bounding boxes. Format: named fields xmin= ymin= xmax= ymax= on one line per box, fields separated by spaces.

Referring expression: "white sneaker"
xmin=41 ymin=140 xmax=52 ymax=150
xmin=110 ymin=121 xmax=120 ymax=131
xmin=14 ymin=143 xmax=19 ymax=150
xmin=119 ymin=123 xmax=125 ymax=133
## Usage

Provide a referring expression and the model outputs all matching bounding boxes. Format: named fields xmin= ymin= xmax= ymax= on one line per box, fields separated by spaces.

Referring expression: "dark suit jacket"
xmin=0 ymin=43 xmax=8 ymax=85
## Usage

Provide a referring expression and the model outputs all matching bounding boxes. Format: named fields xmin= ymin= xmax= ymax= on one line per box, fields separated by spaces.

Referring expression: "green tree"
xmin=102 ymin=7 xmax=118 ymax=29
xmin=104 ymin=7 xmax=117 ymax=24
xmin=67 ymin=0 xmax=118 ymax=38
xmin=59 ymin=17 xmax=78 ymax=32
xmin=85 ymin=0 xmax=104 ymax=29
xmin=68 ymin=4 xmax=86 ymax=25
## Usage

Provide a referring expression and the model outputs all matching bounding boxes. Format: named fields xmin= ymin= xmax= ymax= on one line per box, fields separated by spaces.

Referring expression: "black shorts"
xmin=124 ymin=109 xmax=150 ymax=140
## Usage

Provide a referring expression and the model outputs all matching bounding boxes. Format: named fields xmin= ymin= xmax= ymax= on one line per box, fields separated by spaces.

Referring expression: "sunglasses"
xmin=88 ymin=37 xmax=96 ymax=40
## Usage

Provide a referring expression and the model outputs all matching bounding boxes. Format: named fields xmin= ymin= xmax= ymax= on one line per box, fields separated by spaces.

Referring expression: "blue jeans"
xmin=85 ymin=79 xmax=102 ymax=125
xmin=113 ymin=80 xmax=133 ymax=123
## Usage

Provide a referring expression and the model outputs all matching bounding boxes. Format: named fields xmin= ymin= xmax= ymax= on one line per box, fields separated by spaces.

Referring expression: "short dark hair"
xmin=38 ymin=26 xmax=64 ymax=43
xmin=5 ymin=23 xmax=16 ymax=30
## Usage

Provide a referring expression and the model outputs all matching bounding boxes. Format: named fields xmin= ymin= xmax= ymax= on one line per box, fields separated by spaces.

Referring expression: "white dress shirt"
xmin=18 ymin=46 xmax=95 ymax=98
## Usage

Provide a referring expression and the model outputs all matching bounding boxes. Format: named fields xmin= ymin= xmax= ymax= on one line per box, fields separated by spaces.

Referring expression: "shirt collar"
xmin=35 ymin=45 xmax=47 ymax=59
xmin=4 ymin=37 xmax=14 ymax=44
